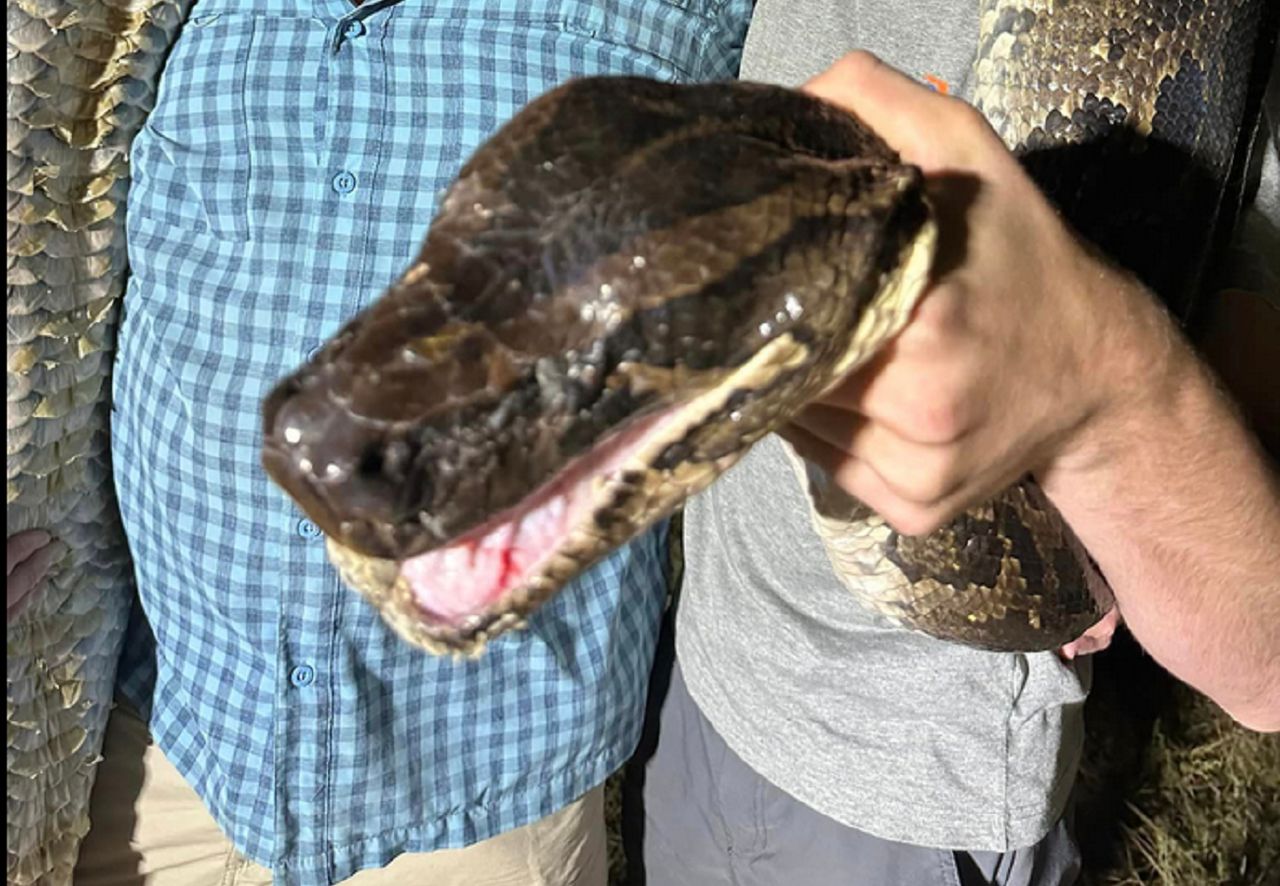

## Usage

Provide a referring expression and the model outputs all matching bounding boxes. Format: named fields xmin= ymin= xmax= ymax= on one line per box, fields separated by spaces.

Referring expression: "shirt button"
xmin=306 ymin=344 xmax=322 ymax=361
xmin=289 ymin=664 xmax=316 ymax=688
xmin=297 ymin=518 xmax=322 ymax=540
xmin=332 ymin=171 xmax=358 ymax=194
xmin=343 ymin=19 xmax=366 ymax=38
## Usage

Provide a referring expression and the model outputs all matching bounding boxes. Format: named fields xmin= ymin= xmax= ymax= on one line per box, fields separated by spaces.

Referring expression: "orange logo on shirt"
xmin=921 ymin=73 xmax=950 ymax=94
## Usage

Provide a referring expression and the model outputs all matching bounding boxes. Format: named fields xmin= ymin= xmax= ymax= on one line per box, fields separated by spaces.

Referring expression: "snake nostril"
xmin=358 ymin=446 xmax=384 ymax=479
xmin=359 ymin=440 xmax=415 ymax=482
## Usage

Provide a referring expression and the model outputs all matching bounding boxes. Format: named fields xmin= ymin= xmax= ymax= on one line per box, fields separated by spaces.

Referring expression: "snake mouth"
xmin=324 ymin=402 xmax=698 ymax=656
xmin=327 ymin=330 xmax=820 ymax=656
xmin=395 ymin=409 xmax=671 ymax=630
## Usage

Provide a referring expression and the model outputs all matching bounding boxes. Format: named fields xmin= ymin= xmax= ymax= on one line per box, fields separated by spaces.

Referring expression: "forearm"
xmin=1042 ymin=277 xmax=1280 ymax=730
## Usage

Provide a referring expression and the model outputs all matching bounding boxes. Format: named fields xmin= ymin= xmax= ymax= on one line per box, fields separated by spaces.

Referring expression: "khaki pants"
xmin=74 ymin=703 xmax=608 ymax=886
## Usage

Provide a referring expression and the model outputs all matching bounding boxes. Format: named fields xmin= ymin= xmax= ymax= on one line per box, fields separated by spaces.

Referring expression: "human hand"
xmin=8 ymin=530 xmax=56 ymax=623
xmin=781 ymin=52 xmax=1158 ymax=536
xmin=1058 ymin=606 xmax=1122 ymax=660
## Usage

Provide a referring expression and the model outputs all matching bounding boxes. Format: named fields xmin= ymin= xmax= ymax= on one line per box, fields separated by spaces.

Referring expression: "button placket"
xmin=273 ymin=3 xmax=392 ymax=848
xmin=291 ymin=10 xmax=393 ymax=837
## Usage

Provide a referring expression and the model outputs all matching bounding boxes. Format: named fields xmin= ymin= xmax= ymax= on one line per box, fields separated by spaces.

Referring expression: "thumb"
xmin=801 ymin=51 xmax=979 ymax=173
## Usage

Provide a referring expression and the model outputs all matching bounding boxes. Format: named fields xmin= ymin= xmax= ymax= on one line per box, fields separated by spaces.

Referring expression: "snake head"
xmin=261 ymin=273 xmax=562 ymax=563
xmin=261 ymin=76 xmax=934 ymax=655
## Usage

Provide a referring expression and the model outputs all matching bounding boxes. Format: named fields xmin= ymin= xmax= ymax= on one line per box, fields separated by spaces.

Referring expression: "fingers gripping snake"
xmin=262 ymin=0 xmax=1273 ymax=658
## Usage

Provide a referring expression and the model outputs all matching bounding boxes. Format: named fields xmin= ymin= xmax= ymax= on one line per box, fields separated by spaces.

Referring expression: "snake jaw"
xmin=325 ymin=333 xmax=817 ymax=655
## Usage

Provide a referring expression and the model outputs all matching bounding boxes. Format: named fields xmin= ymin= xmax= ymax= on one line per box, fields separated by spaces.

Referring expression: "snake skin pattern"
xmin=6 ymin=0 xmax=187 ymax=881
xmin=974 ymin=0 xmax=1267 ymax=317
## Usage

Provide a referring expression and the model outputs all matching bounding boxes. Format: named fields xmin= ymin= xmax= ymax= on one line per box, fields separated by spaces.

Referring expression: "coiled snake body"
xmin=263 ymin=0 xmax=1272 ymax=658
xmin=7 ymin=0 xmax=189 ymax=880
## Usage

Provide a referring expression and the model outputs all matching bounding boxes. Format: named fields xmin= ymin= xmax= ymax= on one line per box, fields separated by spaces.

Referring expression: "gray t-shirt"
xmin=677 ymin=1 xmax=1087 ymax=853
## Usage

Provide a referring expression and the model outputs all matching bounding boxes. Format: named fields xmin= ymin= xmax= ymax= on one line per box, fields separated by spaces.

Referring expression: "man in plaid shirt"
xmin=72 ymin=2 xmax=752 ymax=883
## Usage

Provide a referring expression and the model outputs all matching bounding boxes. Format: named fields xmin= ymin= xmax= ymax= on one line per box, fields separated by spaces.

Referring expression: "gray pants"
xmin=622 ymin=638 xmax=1081 ymax=886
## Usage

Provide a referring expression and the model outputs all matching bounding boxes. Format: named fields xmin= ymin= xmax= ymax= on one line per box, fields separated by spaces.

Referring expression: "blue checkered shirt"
xmin=110 ymin=1 xmax=750 ymax=882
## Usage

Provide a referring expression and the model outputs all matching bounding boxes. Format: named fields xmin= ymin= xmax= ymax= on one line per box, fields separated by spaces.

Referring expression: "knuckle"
xmin=901 ymin=462 xmax=960 ymax=505
xmin=907 ymin=397 xmax=967 ymax=444
xmin=899 ymin=312 xmax=947 ymax=355
xmin=882 ymin=502 xmax=943 ymax=537
xmin=899 ymin=294 xmax=968 ymax=360
xmin=833 ymin=50 xmax=881 ymax=79
xmin=945 ymin=96 xmax=990 ymax=132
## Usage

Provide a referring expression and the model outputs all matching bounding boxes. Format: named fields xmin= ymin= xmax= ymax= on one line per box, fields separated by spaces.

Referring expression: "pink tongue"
xmin=395 ymin=409 xmax=674 ymax=628
xmin=400 ymin=496 xmax=569 ymax=624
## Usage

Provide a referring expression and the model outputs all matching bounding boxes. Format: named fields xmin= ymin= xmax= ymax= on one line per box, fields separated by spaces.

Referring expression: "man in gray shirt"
xmin=628 ymin=4 xmax=1280 ymax=885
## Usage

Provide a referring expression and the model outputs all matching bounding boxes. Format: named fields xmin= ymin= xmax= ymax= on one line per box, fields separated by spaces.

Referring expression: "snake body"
xmin=974 ymin=0 xmax=1270 ymax=319
xmin=7 ymin=0 xmax=187 ymax=880
xmin=263 ymin=1 xmax=1271 ymax=659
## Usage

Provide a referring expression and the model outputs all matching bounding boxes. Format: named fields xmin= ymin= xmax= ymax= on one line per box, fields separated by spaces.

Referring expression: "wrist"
xmin=1040 ymin=262 xmax=1189 ymax=493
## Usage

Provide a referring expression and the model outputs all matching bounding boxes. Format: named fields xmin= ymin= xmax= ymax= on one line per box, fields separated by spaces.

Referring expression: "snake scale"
xmin=6 ymin=0 xmax=1273 ymax=878
xmin=262 ymin=0 xmax=1273 ymax=659
xmin=7 ymin=0 xmax=188 ymax=880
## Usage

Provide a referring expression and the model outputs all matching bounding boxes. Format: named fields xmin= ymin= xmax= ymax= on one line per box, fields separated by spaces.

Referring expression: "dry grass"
xmin=1116 ymin=710 xmax=1280 ymax=885
xmin=1078 ymin=637 xmax=1280 ymax=886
